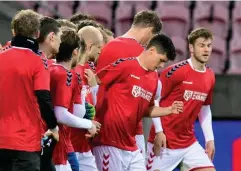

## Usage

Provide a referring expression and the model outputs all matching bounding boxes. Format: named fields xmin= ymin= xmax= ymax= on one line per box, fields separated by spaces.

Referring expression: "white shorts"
xmin=55 ymin=161 xmax=72 ymax=171
xmin=135 ymin=134 xmax=146 ymax=159
xmin=93 ymin=145 xmax=146 ymax=171
xmin=75 ymin=151 xmax=98 ymax=171
xmin=146 ymin=141 xmax=214 ymax=171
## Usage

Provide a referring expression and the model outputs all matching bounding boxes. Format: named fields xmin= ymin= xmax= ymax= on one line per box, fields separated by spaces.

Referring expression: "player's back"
xmin=0 ymin=47 xmax=45 ymax=151
xmin=148 ymin=59 xmax=215 ymax=149
xmin=96 ymin=37 xmax=144 ymax=71
xmin=94 ymin=58 xmax=158 ymax=151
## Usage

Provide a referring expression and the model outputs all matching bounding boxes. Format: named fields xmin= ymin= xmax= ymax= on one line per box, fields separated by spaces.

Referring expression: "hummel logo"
xmin=130 ymin=74 xmax=140 ymax=79
xmin=183 ymin=81 xmax=193 ymax=84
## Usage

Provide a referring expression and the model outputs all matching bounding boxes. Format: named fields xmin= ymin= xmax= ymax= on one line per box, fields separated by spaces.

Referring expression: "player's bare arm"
xmin=147 ymin=101 xmax=184 ymax=117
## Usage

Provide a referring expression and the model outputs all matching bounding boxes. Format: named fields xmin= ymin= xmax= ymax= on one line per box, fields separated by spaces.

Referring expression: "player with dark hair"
xmin=49 ymin=29 xmax=101 ymax=171
xmin=0 ymin=9 xmax=58 ymax=171
xmin=38 ymin=16 xmax=62 ymax=66
xmin=95 ymin=10 xmax=163 ymax=160
xmin=84 ymin=34 xmax=180 ymax=171
xmin=147 ymin=28 xmax=216 ymax=171
xmin=70 ymin=13 xmax=96 ymax=24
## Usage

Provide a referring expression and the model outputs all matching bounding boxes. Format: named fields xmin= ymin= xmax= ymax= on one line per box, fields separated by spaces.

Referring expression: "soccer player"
xmin=38 ymin=17 xmax=62 ymax=67
xmin=70 ymin=13 xmax=96 ymax=25
xmin=0 ymin=9 xmax=58 ymax=171
xmin=147 ymin=28 xmax=216 ymax=171
xmin=57 ymin=19 xmax=78 ymax=31
xmin=103 ymin=28 xmax=114 ymax=42
xmin=95 ymin=10 xmax=163 ymax=158
xmin=85 ymin=34 xmax=182 ymax=171
xmin=71 ymin=25 xmax=104 ymax=171
xmin=49 ymin=29 xmax=100 ymax=171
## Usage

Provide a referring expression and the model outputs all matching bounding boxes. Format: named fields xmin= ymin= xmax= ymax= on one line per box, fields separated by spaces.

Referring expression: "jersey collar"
xmin=11 ymin=36 xmax=39 ymax=54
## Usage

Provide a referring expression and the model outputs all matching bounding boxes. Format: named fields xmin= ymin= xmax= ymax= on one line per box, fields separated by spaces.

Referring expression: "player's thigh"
xmin=146 ymin=142 xmax=183 ymax=171
xmin=12 ymin=151 xmax=40 ymax=171
xmin=0 ymin=149 xmax=13 ymax=171
xmin=93 ymin=145 xmax=123 ymax=171
xmin=183 ymin=142 xmax=215 ymax=171
xmin=75 ymin=151 xmax=98 ymax=171
xmin=67 ymin=152 xmax=79 ymax=171
xmin=55 ymin=161 xmax=72 ymax=171
xmin=128 ymin=150 xmax=146 ymax=171
xmin=135 ymin=134 xmax=146 ymax=158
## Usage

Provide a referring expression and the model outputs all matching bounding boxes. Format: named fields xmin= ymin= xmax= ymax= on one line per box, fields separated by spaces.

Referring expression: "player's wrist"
xmin=50 ymin=126 xmax=59 ymax=133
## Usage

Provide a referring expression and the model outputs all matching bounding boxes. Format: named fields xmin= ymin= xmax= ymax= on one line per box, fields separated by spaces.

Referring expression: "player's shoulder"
xmin=49 ymin=64 xmax=71 ymax=76
xmin=162 ymin=60 xmax=189 ymax=78
xmin=111 ymin=57 xmax=137 ymax=68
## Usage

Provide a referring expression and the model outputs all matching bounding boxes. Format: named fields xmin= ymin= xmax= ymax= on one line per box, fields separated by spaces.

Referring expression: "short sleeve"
xmin=160 ymin=66 xmax=182 ymax=98
xmin=33 ymin=56 xmax=50 ymax=91
xmin=204 ymin=74 xmax=215 ymax=105
xmin=73 ymin=72 xmax=82 ymax=104
xmin=96 ymin=59 xmax=130 ymax=86
xmin=52 ymin=72 xmax=73 ymax=108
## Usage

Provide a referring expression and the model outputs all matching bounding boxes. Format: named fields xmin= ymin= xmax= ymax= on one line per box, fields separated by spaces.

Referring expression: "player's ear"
xmin=189 ymin=44 xmax=194 ymax=53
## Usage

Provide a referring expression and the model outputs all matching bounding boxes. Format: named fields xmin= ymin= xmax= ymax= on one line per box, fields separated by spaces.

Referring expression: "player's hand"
xmin=170 ymin=101 xmax=183 ymax=114
xmin=205 ymin=140 xmax=215 ymax=161
xmin=44 ymin=128 xmax=59 ymax=142
xmin=85 ymin=121 xmax=101 ymax=138
xmin=153 ymin=131 xmax=166 ymax=156
xmin=84 ymin=69 xmax=97 ymax=87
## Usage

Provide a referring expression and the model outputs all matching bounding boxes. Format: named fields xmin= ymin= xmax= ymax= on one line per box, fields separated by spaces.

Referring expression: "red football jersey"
xmin=148 ymin=60 xmax=215 ymax=149
xmin=71 ymin=64 xmax=95 ymax=153
xmin=0 ymin=47 xmax=49 ymax=152
xmin=49 ymin=64 xmax=81 ymax=164
xmin=93 ymin=58 xmax=158 ymax=151
xmin=96 ymin=37 xmax=145 ymax=135
xmin=47 ymin=59 xmax=56 ymax=67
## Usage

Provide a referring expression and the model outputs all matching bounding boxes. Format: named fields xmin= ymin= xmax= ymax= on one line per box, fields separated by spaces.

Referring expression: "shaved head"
xmin=77 ymin=26 xmax=104 ymax=63
xmin=78 ymin=26 xmax=103 ymax=45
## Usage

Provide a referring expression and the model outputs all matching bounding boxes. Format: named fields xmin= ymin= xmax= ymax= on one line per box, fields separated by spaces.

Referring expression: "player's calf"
xmin=192 ymin=168 xmax=216 ymax=171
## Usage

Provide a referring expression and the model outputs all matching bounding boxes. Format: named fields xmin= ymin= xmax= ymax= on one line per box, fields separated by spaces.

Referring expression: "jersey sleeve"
xmin=33 ymin=56 xmax=50 ymax=91
xmin=204 ymin=73 xmax=215 ymax=105
xmin=73 ymin=72 xmax=82 ymax=104
xmin=52 ymin=71 xmax=73 ymax=108
xmin=96 ymin=59 xmax=130 ymax=86
xmin=160 ymin=66 xmax=182 ymax=98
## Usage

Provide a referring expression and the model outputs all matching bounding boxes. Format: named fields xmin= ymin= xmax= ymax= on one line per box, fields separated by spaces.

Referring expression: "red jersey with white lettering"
xmin=49 ymin=64 xmax=81 ymax=164
xmin=93 ymin=58 xmax=158 ymax=151
xmin=148 ymin=60 xmax=215 ymax=149
xmin=96 ymin=37 xmax=145 ymax=135
xmin=71 ymin=64 xmax=94 ymax=153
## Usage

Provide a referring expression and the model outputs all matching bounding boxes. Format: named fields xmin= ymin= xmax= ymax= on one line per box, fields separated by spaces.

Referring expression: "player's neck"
xmin=122 ymin=28 xmax=146 ymax=46
xmin=39 ymin=44 xmax=51 ymax=58
xmin=78 ymin=53 xmax=88 ymax=65
xmin=137 ymin=55 xmax=148 ymax=71
xmin=58 ymin=61 xmax=72 ymax=70
xmin=190 ymin=57 xmax=206 ymax=71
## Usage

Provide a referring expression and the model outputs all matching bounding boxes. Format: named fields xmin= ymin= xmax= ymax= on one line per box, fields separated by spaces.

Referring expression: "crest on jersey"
xmin=183 ymin=90 xmax=193 ymax=101
xmin=132 ymin=85 xmax=141 ymax=97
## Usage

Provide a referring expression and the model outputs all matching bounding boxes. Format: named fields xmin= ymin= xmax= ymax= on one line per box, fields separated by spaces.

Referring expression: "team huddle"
xmin=0 ymin=8 xmax=215 ymax=171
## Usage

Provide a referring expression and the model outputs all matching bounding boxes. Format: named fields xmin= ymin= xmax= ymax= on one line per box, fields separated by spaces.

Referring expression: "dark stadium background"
xmin=0 ymin=1 xmax=240 ymax=171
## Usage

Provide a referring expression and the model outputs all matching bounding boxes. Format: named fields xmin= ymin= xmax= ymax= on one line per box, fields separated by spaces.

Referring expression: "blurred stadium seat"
xmin=77 ymin=2 xmax=112 ymax=28
xmin=208 ymin=36 xmax=226 ymax=74
xmin=194 ymin=3 xmax=229 ymax=39
xmin=228 ymin=35 xmax=241 ymax=74
xmin=156 ymin=4 xmax=189 ymax=37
